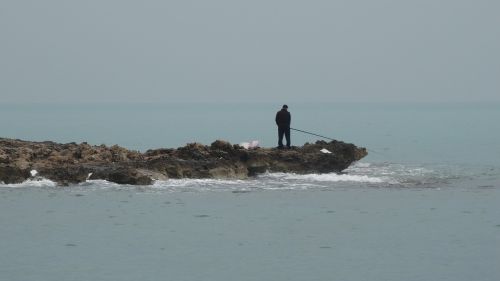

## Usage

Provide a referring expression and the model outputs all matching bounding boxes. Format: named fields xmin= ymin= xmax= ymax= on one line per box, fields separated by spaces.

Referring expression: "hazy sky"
xmin=1 ymin=0 xmax=499 ymax=103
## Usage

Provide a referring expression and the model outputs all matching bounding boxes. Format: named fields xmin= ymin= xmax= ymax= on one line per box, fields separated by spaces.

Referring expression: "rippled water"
xmin=1 ymin=179 xmax=499 ymax=281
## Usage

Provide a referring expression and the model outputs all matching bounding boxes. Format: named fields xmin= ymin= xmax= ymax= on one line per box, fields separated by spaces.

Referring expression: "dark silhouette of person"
xmin=275 ymin=105 xmax=291 ymax=148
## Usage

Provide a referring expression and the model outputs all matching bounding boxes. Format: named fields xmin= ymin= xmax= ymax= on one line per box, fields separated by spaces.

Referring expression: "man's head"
xmin=282 ymin=104 xmax=288 ymax=110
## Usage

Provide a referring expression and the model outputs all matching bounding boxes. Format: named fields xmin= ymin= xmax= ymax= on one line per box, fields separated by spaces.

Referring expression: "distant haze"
xmin=1 ymin=0 xmax=499 ymax=103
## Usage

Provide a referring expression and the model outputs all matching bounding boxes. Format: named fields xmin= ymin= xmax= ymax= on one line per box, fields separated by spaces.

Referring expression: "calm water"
xmin=1 ymin=102 xmax=499 ymax=280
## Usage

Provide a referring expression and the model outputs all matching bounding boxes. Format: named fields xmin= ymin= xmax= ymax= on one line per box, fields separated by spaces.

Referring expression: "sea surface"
xmin=1 ymin=102 xmax=499 ymax=281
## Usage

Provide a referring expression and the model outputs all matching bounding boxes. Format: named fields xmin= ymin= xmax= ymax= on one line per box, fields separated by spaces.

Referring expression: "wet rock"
xmin=0 ymin=165 xmax=30 ymax=184
xmin=88 ymin=167 xmax=153 ymax=185
xmin=0 ymin=137 xmax=367 ymax=186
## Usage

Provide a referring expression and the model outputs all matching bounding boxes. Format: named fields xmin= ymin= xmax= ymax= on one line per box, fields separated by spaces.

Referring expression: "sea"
xmin=0 ymin=102 xmax=499 ymax=281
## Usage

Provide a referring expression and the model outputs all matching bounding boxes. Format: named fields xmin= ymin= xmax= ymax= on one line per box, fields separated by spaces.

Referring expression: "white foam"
xmin=1 ymin=178 xmax=57 ymax=188
xmin=79 ymin=179 xmax=121 ymax=188
xmin=101 ymin=170 xmax=387 ymax=192
xmin=261 ymin=172 xmax=385 ymax=183
xmin=154 ymin=178 xmax=242 ymax=187
xmin=344 ymin=162 xmax=466 ymax=187
xmin=152 ymin=178 xmax=248 ymax=192
xmin=30 ymin=169 xmax=38 ymax=177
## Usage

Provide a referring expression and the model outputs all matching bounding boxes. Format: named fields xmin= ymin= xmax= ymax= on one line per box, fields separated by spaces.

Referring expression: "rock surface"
xmin=0 ymin=138 xmax=367 ymax=186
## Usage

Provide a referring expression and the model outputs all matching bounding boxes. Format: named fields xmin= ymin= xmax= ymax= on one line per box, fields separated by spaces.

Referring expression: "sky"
xmin=1 ymin=0 xmax=499 ymax=103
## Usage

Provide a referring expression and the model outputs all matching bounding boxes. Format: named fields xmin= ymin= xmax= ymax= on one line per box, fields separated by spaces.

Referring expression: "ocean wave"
xmin=0 ymin=177 xmax=57 ymax=188
xmin=150 ymin=178 xmax=250 ymax=192
xmin=78 ymin=180 xmax=122 ymax=188
xmin=0 ymin=162 xmax=477 ymax=191
xmin=145 ymin=171 xmax=387 ymax=192
xmin=259 ymin=172 xmax=384 ymax=183
xmin=345 ymin=162 xmax=475 ymax=187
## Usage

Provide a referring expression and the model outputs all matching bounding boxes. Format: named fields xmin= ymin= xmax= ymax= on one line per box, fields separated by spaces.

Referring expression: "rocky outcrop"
xmin=0 ymin=138 xmax=367 ymax=186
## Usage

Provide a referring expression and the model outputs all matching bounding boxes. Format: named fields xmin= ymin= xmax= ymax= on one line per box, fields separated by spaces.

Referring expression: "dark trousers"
xmin=278 ymin=126 xmax=291 ymax=148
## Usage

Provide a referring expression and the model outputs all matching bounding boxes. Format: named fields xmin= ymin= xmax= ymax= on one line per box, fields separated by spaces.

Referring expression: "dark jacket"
xmin=275 ymin=109 xmax=291 ymax=127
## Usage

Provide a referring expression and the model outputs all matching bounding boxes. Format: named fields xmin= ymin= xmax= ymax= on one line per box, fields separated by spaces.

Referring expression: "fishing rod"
xmin=290 ymin=127 xmax=384 ymax=155
xmin=290 ymin=128 xmax=335 ymax=141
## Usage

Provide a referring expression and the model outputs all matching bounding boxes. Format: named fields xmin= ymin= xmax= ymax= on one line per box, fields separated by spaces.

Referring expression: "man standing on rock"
xmin=275 ymin=104 xmax=291 ymax=149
